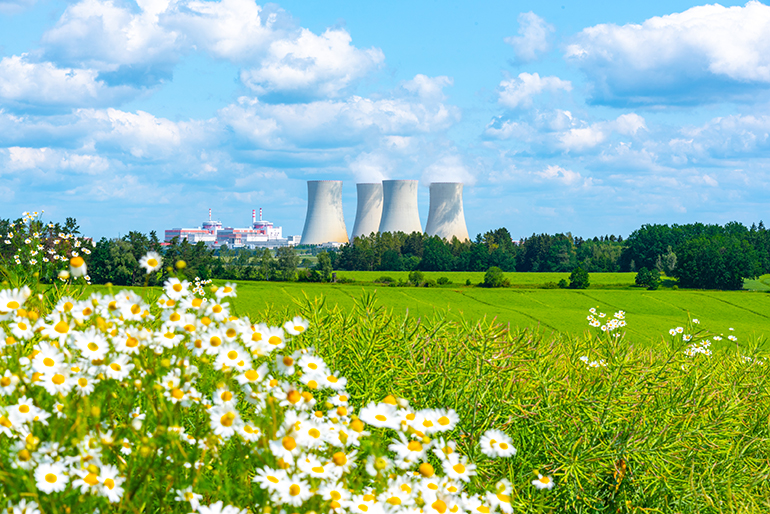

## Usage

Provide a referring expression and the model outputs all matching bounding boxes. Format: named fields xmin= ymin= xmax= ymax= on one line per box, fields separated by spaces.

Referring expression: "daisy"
xmin=32 ymin=344 xmax=65 ymax=374
xmin=99 ymin=465 xmax=125 ymax=502
xmin=359 ymin=402 xmax=401 ymax=430
xmin=235 ymin=363 xmax=269 ymax=387
xmin=275 ymin=351 xmax=300 ymax=376
xmin=297 ymin=353 xmax=329 ymax=376
xmin=69 ymin=256 xmax=87 ymax=278
xmin=442 ymin=455 xmax=476 ymax=482
xmin=274 ymin=477 xmax=313 ymax=507
xmin=174 ymin=487 xmax=203 ymax=511
xmin=317 ymin=482 xmax=351 ymax=511
xmin=9 ymin=318 xmax=33 ymax=339
xmin=532 ymin=473 xmax=555 ymax=490
xmin=297 ymin=454 xmax=336 ymax=480
xmin=40 ymin=369 xmax=74 ymax=396
xmin=0 ymin=286 xmax=31 ymax=316
xmin=206 ymin=302 xmax=230 ymax=322
xmin=34 ymin=462 xmax=69 ymax=493
xmin=105 ymin=354 xmax=134 ymax=381
xmin=320 ymin=372 xmax=347 ymax=391
xmin=389 ymin=433 xmax=428 ymax=461
xmin=478 ymin=429 xmax=516 ymax=458
xmin=252 ymin=467 xmax=289 ymax=492
xmin=1 ymin=370 xmax=19 ymax=395
xmin=214 ymin=283 xmax=237 ymax=300
xmin=209 ymin=406 xmax=242 ymax=439
xmin=283 ymin=316 xmax=309 ymax=336
xmin=163 ymin=278 xmax=190 ymax=301
xmin=139 ymin=252 xmax=162 ymax=274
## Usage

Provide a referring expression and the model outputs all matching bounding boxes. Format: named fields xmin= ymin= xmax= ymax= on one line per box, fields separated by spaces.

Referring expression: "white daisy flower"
xmin=532 ymin=473 xmax=555 ymax=490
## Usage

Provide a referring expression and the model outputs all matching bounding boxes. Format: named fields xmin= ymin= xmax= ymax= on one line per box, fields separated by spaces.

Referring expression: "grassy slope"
xmin=92 ymin=272 xmax=770 ymax=344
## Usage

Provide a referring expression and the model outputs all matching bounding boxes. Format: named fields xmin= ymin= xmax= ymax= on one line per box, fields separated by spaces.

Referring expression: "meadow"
xmin=4 ymin=272 xmax=769 ymax=513
xmin=93 ymin=272 xmax=770 ymax=345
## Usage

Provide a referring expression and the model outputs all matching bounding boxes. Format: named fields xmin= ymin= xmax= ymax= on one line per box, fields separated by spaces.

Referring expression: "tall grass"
xmin=277 ymin=291 xmax=770 ymax=513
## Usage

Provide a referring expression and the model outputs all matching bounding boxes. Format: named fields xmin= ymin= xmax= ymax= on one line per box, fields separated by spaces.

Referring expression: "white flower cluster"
xmin=586 ymin=308 xmax=626 ymax=332
xmin=0 ymin=258 xmax=554 ymax=513
xmin=579 ymin=356 xmax=607 ymax=369
xmin=684 ymin=339 xmax=712 ymax=357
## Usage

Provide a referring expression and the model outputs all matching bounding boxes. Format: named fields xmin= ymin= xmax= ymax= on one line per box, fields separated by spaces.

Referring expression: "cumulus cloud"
xmin=422 ymin=154 xmax=476 ymax=185
xmin=566 ymin=1 xmax=770 ymax=106
xmin=2 ymin=146 xmax=110 ymax=174
xmin=504 ymin=12 xmax=554 ymax=64
xmin=240 ymin=28 xmax=384 ymax=101
xmin=0 ymin=55 xmax=136 ymax=112
xmin=402 ymin=75 xmax=453 ymax=101
xmin=498 ymin=72 xmax=571 ymax=109
xmin=349 ymin=151 xmax=391 ymax=183
xmin=559 ymin=113 xmax=646 ymax=152
xmin=167 ymin=0 xmax=288 ymax=61
xmin=535 ymin=164 xmax=584 ymax=186
xmin=41 ymin=0 xmax=181 ymax=85
xmin=680 ymin=114 xmax=770 ymax=158
xmin=220 ymin=75 xmax=459 ymax=148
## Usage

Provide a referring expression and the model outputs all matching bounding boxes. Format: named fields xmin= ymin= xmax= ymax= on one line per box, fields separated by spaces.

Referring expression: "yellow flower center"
xmin=54 ymin=321 xmax=69 ymax=334
xmin=289 ymin=484 xmax=301 ymax=496
xmin=43 ymin=357 xmax=55 ymax=367
xmin=387 ymin=497 xmax=401 ymax=506
xmin=52 ymin=374 xmax=65 ymax=385
xmin=104 ymin=478 xmax=115 ymax=490
xmin=438 ymin=416 xmax=450 ymax=426
xmin=19 ymin=405 xmax=30 ymax=413
xmin=78 ymin=378 xmax=88 ymax=387
xmin=453 ymin=463 xmax=466 ymax=474
xmin=173 ymin=284 xmax=183 ymax=292
xmin=308 ymin=428 xmax=321 ymax=439
xmin=45 ymin=473 xmax=57 ymax=483
xmin=268 ymin=335 xmax=282 ymax=346
xmin=282 ymin=436 xmax=296 ymax=450
xmin=227 ymin=351 xmax=238 ymax=360
xmin=432 ymin=500 xmax=447 ymax=513
xmin=87 ymin=342 xmax=99 ymax=351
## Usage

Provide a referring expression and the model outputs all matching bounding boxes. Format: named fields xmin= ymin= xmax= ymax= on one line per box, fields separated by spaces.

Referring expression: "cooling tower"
xmin=300 ymin=181 xmax=349 ymax=245
xmin=378 ymin=180 xmax=422 ymax=235
xmin=424 ymin=182 xmax=470 ymax=242
xmin=351 ymin=183 xmax=383 ymax=239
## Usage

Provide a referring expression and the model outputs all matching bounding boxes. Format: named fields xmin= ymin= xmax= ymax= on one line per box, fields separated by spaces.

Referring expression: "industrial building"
xmin=300 ymin=181 xmax=350 ymax=245
xmin=424 ymin=182 xmax=470 ymax=242
xmin=165 ymin=209 xmax=301 ymax=248
xmin=300 ymin=179 xmax=471 ymax=245
xmin=351 ymin=183 xmax=383 ymax=239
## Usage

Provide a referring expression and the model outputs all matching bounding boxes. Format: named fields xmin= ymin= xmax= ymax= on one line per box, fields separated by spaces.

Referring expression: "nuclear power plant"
xmin=425 ymin=182 xmax=470 ymax=242
xmin=351 ymin=183 xmax=383 ymax=239
xmin=300 ymin=180 xmax=350 ymax=245
xmin=300 ymin=179 xmax=471 ymax=244
xmin=378 ymin=180 xmax=423 ymax=235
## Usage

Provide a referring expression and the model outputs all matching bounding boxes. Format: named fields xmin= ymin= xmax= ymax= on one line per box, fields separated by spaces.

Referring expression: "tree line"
xmin=3 ymin=215 xmax=768 ymax=290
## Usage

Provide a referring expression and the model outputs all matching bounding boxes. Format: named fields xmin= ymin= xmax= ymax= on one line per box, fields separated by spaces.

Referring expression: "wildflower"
xmin=479 ymin=429 xmax=516 ymax=458
xmin=359 ymin=402 xmax=401 ymax=430
xmin=532 ymin=474 xmax=555 ymax=490
xmin=253 ymin=467 xmax=289 ymax=492
xmin=197 ymin=501 xmax=247 ymax=514
xmin=214 ymin=283 xmax=237 ymax=300
xmin=728 ymin=335 xmax=737 ymax=341
xmin=139 ymin=252 xmax=162 ymax=274
xmin=442 ymin=454 xmax=476 ymax=482
xmin=34 ymin=462 xmax=69 ymax=493
xmin=284 ymin=316 xmax=309 ymax=335
xmin=99 ymin=465 xmax=125 ymax=502
xmin=209 ymin=406 xmax=242 ymax=438
xmin=171 ymin=487 xmax=203 ymax=511
xmin=164 ymin=278 xmax=190 ymax=300
xmin=70 ymin=256 xmax=87 ymax=278
xmin=275 ymin=478 xmax=313 ymax=507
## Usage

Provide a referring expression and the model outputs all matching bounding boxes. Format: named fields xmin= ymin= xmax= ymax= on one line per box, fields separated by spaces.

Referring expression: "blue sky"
xmin=1 ymin=0 xmax=768 ymax=240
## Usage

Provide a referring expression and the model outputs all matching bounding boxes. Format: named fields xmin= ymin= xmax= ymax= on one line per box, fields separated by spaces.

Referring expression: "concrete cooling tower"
xmin=300 ymin=180 xmax=349 ymax=245
xmin=378 ymin=180 xmax=422 ymax=234
xmin=351 ymin=183 xmax=383 ymax=239
xmin=424 ymin=182 xmax=470 ymax=242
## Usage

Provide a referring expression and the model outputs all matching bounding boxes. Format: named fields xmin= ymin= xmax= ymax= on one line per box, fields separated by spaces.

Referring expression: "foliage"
xmin=569 ymin=266 xmax=590 ymax=289
xmin=408 ymin=270 xmax=424 ymax=286
xmin=634 ymin=267 xmax=660 ymax=290
xmin=673 ymin=235 xmax=761 ymax=290
xmin=483 ymin=266 xmax=507 ymax=288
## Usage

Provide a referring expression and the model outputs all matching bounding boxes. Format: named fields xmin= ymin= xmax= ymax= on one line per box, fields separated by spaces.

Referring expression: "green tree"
xmin=420 ymin=237 xmax=454 ymax=271
xmin=635 ymin=267 xmax=660 ymax=290
xmin=569 ymin=266 xmax=590 ymax=289
xmin=314 ymin=251 xmax=333 ymax=282
xmin=483 ymin=266 xmax=506 ymax=288
xmin=408 ymin=270 xmax=424 ymax=286
xmin=258 ymin=248 xmax=275 ymax=280
xmin=275 ymin=246 xmax=299 ymax=281
xmin=673 ymin=236 xmax=760 ymax=290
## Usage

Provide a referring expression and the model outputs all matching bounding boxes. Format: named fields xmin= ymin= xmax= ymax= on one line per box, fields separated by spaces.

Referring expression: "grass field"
xmin=95 ymin=272 xmax=770 ymax=345
xmin=335 ymin=270 xmax=638 ymax=287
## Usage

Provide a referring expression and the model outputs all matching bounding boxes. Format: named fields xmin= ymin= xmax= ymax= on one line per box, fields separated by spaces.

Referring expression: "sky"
xmin=0 ymin=0 xmax=769 ymax=241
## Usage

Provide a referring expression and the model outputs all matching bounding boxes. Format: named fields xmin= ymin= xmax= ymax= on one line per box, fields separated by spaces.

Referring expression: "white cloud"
xmin=498 ymin=72 xmax=571 ymax=109
xmin=240 ymin=28 xmax=384 ymax=99
xmin=559 ymin=113 xmax=646 ymax=152
xmin=504 ymin=12 xmax=554 ymax=64
xmin=535 ymin=165 xmax=584 ymax=186
xmin=349 ymin=151 xmax=391 ymax=183
xmin=3 ymin=146 xmax=110 ymax=174
xmin=402 ymin=75 xmax=453 ymax=101
xmin=681 ymin=114 xmax=770 ymax=157
xmin=220 ymin=75 xmax=459 ymax=147
xmin=0 ymin=55 xmax=135 ymax=110
xmin=79 ymin=108 xmax=210 ymax=159
xmin=167 ymin=0 xmax=288 ymax=62
xmin=566 ymin=1 xmax=770 ymax=105
xmin=41 ymin=0 xmax=180 ymax=75
xmin=422 ymin=154 xmax=476 ymax=185
xmin=0 ymin=0 xmax=35 ymax=14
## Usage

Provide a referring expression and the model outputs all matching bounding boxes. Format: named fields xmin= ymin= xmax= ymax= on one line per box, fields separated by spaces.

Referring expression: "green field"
xmin=335 ymin=270 xmax=638 ymax=286
xmin=98 ymin=272 xmax=770 ymax=345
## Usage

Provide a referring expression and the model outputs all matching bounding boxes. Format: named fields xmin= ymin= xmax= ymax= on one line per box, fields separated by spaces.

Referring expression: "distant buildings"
xmin=164 ymin=209 xmax=301 ymax=249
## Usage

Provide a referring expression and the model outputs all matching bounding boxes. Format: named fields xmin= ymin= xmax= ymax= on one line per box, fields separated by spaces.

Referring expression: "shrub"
xmin=483 ymin=266 xmax=506 ymax=288
xmin=543 ymin=281 xmax=558 ymax=289
xmin=558 ymin=278 xmax=569 ymax=289
xmin=437 ymin=276 xmax=452 ymax=285
xmin=568 ymin=266 xmax=590 ymax=289
xmin=465 ymin=278 xmax=472 ymax=286
xmin=408 ymin=270 xmax=424 ymax=286
xmin=335 ymin=275 xmax=355 ymax=284
xmin=635 ymin=267 xmax=661 ymax=290
xmin=423 ymin=278 xmax=437 ymax=287
xmin=373 ymin=275 xmax=395 ymax=284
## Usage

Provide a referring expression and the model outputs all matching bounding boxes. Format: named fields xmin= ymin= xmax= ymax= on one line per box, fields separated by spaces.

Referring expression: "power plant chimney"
xmin=378 ymin=180 xmax=422 ymax=235
xmin=252 ymin=209 xmax=256 ymax=224
xmin=301 ymin=180 xmax=349 ymax=245
xmin=425 ymin=182 xmax=470 ymax=242
xmin=351 ymin=183 xmax=383 ymax=240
